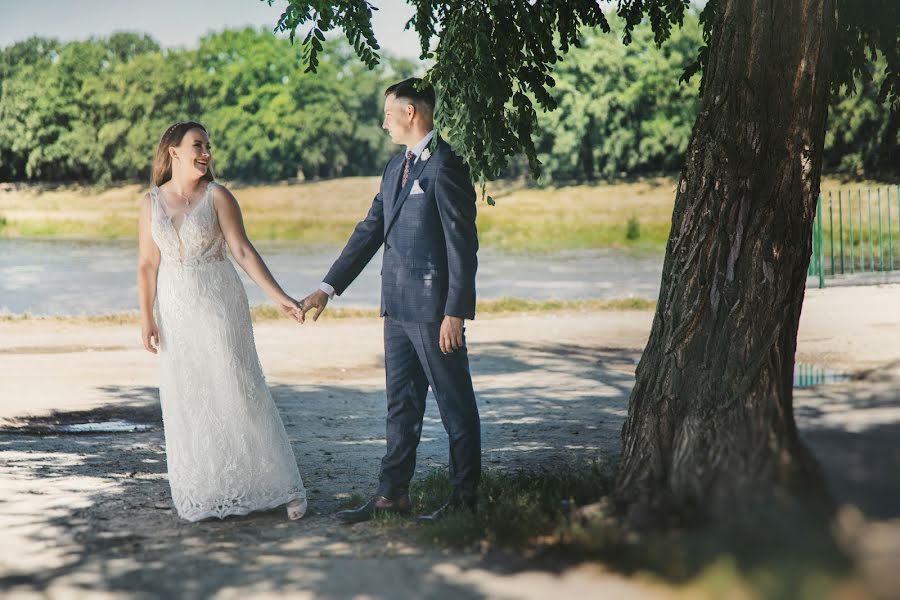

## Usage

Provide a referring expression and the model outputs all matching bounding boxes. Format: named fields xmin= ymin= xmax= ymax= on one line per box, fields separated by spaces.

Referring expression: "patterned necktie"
xmin=401 ymin=150 xmax=415 ymax=188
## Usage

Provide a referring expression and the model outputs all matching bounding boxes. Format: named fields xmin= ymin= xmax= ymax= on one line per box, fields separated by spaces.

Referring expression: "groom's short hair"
xmin=385 ymin=78 xmax=436 ymax=120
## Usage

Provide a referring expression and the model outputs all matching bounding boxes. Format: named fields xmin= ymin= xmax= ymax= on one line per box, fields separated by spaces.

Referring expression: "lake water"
xmin=0 ymin=238 xmax=665 ymax=316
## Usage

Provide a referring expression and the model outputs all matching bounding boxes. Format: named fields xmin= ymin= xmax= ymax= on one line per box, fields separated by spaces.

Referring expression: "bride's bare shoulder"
xmin=210 ymin=181 xmax=239 ymax=206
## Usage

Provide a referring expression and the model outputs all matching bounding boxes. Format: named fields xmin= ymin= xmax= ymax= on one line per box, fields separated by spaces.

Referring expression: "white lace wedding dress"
xmin=149 ymin=181 xmax=306 ymax=521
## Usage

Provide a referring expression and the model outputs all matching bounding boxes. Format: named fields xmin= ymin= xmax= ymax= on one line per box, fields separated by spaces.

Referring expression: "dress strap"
xmin=149 ymin=185 xmax=160 ymax=218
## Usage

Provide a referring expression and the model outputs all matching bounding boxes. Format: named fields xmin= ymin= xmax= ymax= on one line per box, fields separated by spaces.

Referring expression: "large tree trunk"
xmin=615 ymin=0 xmax=837 ymax=524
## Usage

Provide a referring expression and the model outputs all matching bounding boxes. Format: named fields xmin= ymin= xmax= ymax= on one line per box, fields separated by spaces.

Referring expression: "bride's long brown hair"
xmin=151 ymin=121 xmax=216 ymax=186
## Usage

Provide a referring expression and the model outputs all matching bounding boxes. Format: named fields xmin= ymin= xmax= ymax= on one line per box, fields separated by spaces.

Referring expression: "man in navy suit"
xmin=301 ymin=78 xmax=480 ymax=523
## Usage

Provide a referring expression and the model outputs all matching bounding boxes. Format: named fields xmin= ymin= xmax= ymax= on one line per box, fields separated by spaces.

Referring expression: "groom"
xmin=301 ymin=78 xmax=480 ymax=523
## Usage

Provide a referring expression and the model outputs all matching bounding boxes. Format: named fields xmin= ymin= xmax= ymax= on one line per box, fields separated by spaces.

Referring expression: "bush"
xmin=626 ymin=216 xmax=641 ymax=240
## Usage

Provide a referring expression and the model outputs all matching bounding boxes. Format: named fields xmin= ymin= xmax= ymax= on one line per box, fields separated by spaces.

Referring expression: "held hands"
xmin=440 ymin=316 xmax=465 ymax=354
xmin=142 ymin=319 xmax=160 ymax=354
xmin=300 ymin=289 xmax=329 ymax=322
xmin=278 ymin=297 xmax=306 ymax=323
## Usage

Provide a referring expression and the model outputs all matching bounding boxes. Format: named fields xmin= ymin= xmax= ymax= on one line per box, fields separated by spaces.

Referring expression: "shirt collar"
xmin=406 ymin=130 xmax=434 ymax=159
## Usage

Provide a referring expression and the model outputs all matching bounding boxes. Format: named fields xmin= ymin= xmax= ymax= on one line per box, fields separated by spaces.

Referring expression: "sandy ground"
xmin=1 ymin=285 xmax=899 ymax=598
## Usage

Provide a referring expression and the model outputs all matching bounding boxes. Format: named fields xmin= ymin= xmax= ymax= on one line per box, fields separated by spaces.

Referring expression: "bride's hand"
xmin=278 ymin=298 xmax=305 ymax=324
xmin=142 ymin=319 xmax=160 ymax=354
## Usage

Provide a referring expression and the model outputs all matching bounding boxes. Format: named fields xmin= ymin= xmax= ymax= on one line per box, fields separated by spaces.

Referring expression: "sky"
xmin=0 ymin=0 xmax=422 ymax=58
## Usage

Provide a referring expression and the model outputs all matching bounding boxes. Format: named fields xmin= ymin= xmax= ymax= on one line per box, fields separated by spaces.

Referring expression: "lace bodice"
xmin=150 ymin=182 xmax=226 ymax=266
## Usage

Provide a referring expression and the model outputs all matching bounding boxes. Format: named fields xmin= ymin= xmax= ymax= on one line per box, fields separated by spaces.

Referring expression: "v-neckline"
xmin=156 ymin=183 xmax=212 ymax=233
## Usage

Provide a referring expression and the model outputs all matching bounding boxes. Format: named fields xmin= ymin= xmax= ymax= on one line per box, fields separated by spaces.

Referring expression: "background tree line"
xmin=0 ymin=16 xmax=895 ymax=185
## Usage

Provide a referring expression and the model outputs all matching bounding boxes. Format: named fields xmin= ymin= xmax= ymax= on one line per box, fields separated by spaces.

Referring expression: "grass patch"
xmin=247 ymin=304 xmax=380 ymax=322
xmin=563 ymin=504 xmax=854 ymax=600
xmin=1 ymin=175 xmax=894 ymax=253
xmin=0 ymin=311 xmax=144 ymax=325
xmin=0 ymin=177 xmax=678 ymax=251
xmin=335 ymin=492 xmax=367 ymax=511
xmin=477 ymin=296 xmax=656 ymax=313
xmin=0 ymin=297 xmax=655 ymax=325
xmin=369 ymin=468 xmax=856 ymax=600
xmin=368 ymin=465 xmax=611 ymax=550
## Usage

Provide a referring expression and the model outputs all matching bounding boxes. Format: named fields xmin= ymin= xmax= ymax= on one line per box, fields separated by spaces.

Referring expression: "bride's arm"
xmin=137 ymin=193 xmax=161 ymax=353
xmin=213 ymin=185 xmax=302 ymax=319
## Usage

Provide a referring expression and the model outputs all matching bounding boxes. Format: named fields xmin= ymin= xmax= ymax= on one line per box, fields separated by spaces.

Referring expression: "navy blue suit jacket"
xmin=323 ymin=138 xmax=478 ymax=322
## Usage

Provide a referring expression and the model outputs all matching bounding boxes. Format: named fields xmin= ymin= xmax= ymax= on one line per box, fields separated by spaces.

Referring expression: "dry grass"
xmin=1 ymin=176 xmax=892 ymax=251
xmin=0 ymin=296 xmax=655 ymax=326
xmin=2 ymin=176 xmax=678 ymax=250
xmin=0 ymin=178 xmax=379 ymax=243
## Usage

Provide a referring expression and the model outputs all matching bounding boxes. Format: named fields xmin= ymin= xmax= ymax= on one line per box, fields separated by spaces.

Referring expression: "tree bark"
xmin=615 ymin=0 xmax=837 ymax=524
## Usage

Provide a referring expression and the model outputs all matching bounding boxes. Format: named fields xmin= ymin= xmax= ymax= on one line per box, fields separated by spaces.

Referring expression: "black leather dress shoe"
xmin=416 ymin=494 xmax=477 ymax=524
xmin=335 ymin=495 xmax=411 ymax=524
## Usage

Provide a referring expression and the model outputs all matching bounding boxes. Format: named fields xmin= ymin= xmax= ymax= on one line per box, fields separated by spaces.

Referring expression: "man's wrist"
xmin=319 ymin=282 xmax=336 ymax=299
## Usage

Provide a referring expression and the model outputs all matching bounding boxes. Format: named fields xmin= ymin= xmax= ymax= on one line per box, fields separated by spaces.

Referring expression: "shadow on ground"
xmin=1 ymin=342 xmax=898 ymax=598
xmin=0 ymin=343 xmax=637 ymax=598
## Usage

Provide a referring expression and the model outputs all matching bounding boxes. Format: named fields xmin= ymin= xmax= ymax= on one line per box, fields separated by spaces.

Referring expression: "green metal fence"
xmin=793 ymin=363 xmax=848 ymax=388
xmin=808 ymin=185 xmax=900 ymax=288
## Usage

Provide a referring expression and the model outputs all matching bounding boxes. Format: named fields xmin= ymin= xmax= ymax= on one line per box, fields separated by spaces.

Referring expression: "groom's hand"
xmin=440 ymin=316 xmax=465 ymax=354
xmin=301 ymin=289 xmax=329 ymax=322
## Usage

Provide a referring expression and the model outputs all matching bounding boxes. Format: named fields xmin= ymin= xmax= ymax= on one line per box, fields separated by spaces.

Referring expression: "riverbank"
xmin=0 ymin=239 xmax=666 ymax=316
xmin=0 ymin=176 xmax=676 ymax=252
xmin=0 ymin=296 xmax=656 ymax=325
xmin=1 ymin=286 xmax=899 ymax=597
xmin=1 ymin=176 xmax=893 ymax=253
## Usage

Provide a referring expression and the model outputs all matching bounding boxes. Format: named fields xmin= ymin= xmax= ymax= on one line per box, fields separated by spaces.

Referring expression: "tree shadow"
xmin=3 ymin=341 xmax=895 ymax=597
xmin=0 ymin=343 xmax=641 ymax=598
xmin=796 ymin=368 xmax=900 ymax=519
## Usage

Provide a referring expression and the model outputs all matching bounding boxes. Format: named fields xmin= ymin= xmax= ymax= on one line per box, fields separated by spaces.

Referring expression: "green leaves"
xmin=425 ymin=1 xmax=608 ymax=186
xmin=266 ymin=0 xmax=381 ymax=72
xmin=0 ymin=29 xmax=406 ymax=183
xmin=531 ymin=16 xmax=702 ymax=182
xmin=825 ymin=55 xmax=898 ymax=175
xmin=265 ymin=0 xmax=898 ymax=188
xmin=832 ymin=0 xmax=900 ymax=109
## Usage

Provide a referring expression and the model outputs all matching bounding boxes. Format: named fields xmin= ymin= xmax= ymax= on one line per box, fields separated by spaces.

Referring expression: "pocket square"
xmin=410 ymin=179 xmax=425 ymax=195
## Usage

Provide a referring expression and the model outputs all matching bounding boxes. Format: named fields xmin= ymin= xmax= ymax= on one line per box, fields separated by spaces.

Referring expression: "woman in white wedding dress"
xmin=136 ymin=121 xmax=307 ymax=522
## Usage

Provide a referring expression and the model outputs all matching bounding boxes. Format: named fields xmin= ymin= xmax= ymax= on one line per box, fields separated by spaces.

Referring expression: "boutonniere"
xmin=423 ymin=132 xmax=439 ymax=160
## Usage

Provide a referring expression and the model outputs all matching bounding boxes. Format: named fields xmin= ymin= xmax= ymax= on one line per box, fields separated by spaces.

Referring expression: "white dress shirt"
xmin=319 ymin=130 xmax=435 ymax=299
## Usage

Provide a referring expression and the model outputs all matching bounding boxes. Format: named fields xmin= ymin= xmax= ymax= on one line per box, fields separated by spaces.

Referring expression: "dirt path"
xmin=1 ymin=286 xmax=899 ymax=598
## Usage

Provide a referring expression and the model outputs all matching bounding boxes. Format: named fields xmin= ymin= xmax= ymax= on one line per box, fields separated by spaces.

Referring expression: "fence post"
xmin=888 ymin=186 xmax=894 ymax=271
xmin=858 ymin=190 xmax=864 ymax=272
xmin=868 ymin=188 xmax=875 ymax=271
xmin=848 ymin=189 xmax=854 ymax=274
xmin=878 ymin=188 xmax=884 ymax=272
xmin=838 ymin=190 xmax=844 ymax=274
xmin=818 ymin=195 xmax=825 ymax=288
xmin=829 ymin=191 xmax=835 ymax=275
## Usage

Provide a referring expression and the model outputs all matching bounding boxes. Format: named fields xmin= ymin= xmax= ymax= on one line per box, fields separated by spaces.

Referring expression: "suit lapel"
xmin=385 ymin=151 xmax=432 ymax=235
xmin=382 ymin=154 xmax=404 ymax=220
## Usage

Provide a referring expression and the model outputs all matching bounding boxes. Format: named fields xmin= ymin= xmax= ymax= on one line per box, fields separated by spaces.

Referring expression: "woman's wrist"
xmin=271 ymin=289 xmax=293 ymax=306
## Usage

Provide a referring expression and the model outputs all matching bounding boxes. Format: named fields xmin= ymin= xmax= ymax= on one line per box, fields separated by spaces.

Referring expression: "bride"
xmin=136 ymin=121 xmax=307 ymax=521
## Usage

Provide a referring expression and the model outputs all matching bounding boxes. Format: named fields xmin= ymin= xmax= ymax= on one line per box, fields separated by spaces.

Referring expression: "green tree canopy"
xmin=0 ymin=29 xmax=415 ymax=183
xmin=270 ymin=0 xmax=898 ymax=190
